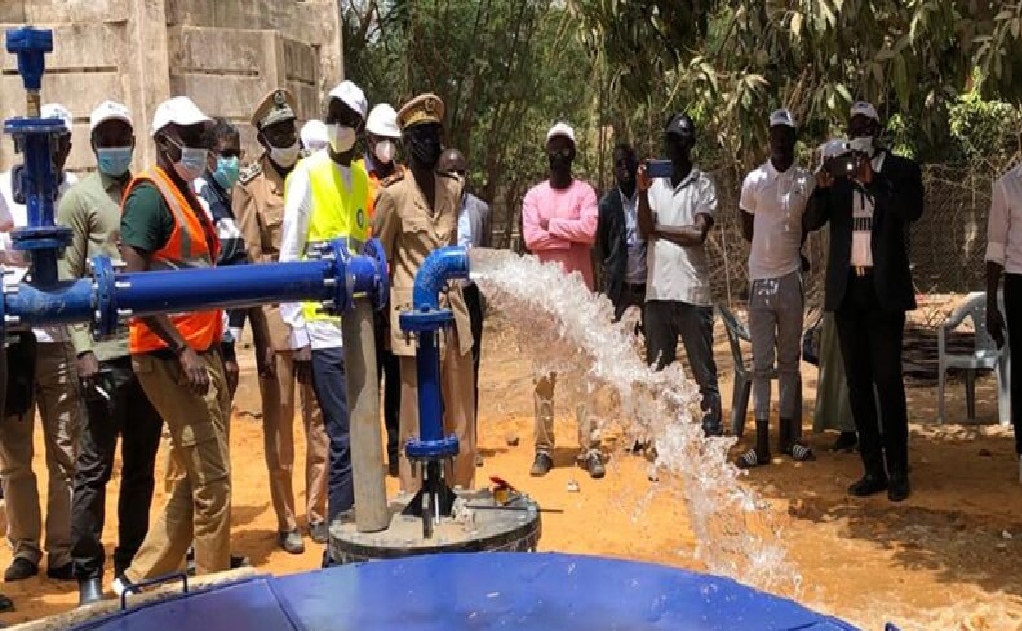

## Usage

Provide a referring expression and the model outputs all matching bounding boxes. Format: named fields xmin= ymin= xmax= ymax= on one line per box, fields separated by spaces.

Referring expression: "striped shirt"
xmin=195 ymin=175 xmax=248 ymax=343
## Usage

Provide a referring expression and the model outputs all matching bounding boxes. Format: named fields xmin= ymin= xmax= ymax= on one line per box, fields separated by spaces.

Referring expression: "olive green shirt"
xmin=57 ymin=171 xmax=132 ymax=361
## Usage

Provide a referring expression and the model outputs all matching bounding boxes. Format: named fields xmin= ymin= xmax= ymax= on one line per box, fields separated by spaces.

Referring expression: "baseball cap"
xmin=769 ymin=108 xmax=796 ymax=128
xmin=850 ymin=101 xmax=879 ymax=121
xmin=151 ymin=96 xmax=210 ymax=137
xmin=366 ymin=104 xmax=400 ymax=138
xmin=666 ymin=113 xmax=696 ymax=137
xmin=545 ymin=122 xmax=575 ymax=144
xmin=41 ymin=103 xmax=72 ymax=133
xmin=89 ymin=101 xmax=132 ymax=133
xmin=301 ymin=120 xmax=329 ymax=149
xmin=328 ymin=81 xmax=368 ymax=121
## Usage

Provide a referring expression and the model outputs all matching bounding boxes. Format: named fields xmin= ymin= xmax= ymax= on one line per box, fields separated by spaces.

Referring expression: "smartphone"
xmin=646 ymin=159 xmax=673 ymax=179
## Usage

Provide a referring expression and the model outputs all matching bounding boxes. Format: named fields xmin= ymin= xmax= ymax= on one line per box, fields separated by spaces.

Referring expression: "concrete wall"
xmin=0 ymin=0 xmax=342 ymax=172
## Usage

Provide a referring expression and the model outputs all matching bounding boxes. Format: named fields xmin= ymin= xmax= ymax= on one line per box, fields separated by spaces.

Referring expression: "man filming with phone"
xmin=637 ymin=113 xmax=723 ymax=438
xmin=804 ymin=102 xmax=924 ymax=502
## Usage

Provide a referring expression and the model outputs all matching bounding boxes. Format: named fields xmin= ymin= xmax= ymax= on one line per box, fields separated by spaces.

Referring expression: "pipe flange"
xmin=89 ymin=255 xmax=119 ymax=338
xmin=405 ymin=435 xmax=460 ymax=461
xmin=361 ymin=238 xmax=389 ymax=312
xmin=399 ymin=308 xmax=454 ymax=333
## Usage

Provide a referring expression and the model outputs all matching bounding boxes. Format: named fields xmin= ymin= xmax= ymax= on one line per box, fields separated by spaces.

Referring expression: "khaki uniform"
xmin=373 ymin=169 xmax=476 ymax=493
xmin=234 ymin=152 xmax=329 ymax=533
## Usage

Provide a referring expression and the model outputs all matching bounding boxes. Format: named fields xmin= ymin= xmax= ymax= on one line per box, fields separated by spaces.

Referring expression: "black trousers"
xmin=464 ymin=282 xmax=485 ymax=417
xmin=834 ymin=273 xmax=909 ymax=478
xmin=1004 ymin=274 xmax=1022 ymax=454
xmin=311 ymin=347 xmax=353 ymax=522
xmin=70 ymin=355 xmax=162 ymax=579
xmin=374 ymin=310 xmax=401 ymax=464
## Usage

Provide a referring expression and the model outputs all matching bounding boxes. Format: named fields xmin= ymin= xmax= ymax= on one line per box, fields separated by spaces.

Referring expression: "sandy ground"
xmin=1 ymin=318 xmax=1021 ymax=630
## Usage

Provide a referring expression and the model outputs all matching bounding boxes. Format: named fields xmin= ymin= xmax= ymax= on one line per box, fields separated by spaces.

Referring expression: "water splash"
xmin=469 ymin=248 xmax=799 ymax=594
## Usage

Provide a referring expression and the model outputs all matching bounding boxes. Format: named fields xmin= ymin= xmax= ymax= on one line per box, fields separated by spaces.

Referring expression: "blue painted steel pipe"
xmin=401 ymin=246 xmax=470 ymax=462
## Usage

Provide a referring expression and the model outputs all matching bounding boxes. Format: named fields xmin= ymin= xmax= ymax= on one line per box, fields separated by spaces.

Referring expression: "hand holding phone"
xmin=646 ymin=159 xmax=673 ymax=179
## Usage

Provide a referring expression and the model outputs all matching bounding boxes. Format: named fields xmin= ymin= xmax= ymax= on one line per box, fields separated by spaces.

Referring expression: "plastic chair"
xmin=937 ymin=291 xmax=1010 ymax=425
xmin=717 ymin=304 xmax=802 ymax=439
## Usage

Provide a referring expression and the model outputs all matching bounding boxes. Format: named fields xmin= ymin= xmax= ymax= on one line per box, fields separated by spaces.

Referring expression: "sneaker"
xmin=46 ymin=561 xmax=75 ymax=581
xmin=584 ymin=453 xmax=605 ymax=479
xmin=230 ymin=554 xmax=250 ymax=569
xmin=530 ymin=452 xmax=553 ymax=477
xmin=309 ymin=521 xmax=328 ymax=545
xmin=278 ymin=530 xmax=305 ymax=555
xmin=4 ymin=557 xmax=37 ymax=582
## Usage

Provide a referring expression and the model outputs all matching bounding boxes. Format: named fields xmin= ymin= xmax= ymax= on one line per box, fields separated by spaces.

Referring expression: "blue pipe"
xmin=411 ymin=246 xmax=469 ymax=311
xmin=401 ymin=246 xmax=470 ymax=462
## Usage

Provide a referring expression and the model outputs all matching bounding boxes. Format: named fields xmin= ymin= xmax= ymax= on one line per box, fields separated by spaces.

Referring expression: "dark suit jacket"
xmin=596 ymin=185 xmax=629 ymax=307
xmin=804 ymin=150 xmax=924 ymax=313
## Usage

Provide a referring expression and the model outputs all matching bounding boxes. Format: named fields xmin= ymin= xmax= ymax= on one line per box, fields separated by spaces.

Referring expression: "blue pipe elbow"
xmin=411 ymin=246 xmax=469 ymax=312
xmin=5 ymin=27 xmax=52 ymax=92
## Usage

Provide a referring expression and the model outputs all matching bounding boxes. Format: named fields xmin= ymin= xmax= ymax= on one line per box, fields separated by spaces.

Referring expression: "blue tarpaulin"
xmin=70 ymin=553 xmax=860 ymax=631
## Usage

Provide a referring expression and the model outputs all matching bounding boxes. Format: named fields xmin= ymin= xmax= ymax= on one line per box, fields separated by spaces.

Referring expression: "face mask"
xmin=548 ymin=153 xmax=572 ymax=173
xmin=269 ymin=141 xmax=301 ymax=168
xmin=374 ymin=139 xmax=396 ymax=164
xmin=849 ymin=136 xmax=874 ymax=156
xmin=327 ymin=124 xmax=357 ymax=153
xmin=96 ymin=146 xmax=132 ymax=177
xmin=213 ymin=156 xmax=241 ymax=189
xmin=163 ymin=135 xmax=207 ymax=182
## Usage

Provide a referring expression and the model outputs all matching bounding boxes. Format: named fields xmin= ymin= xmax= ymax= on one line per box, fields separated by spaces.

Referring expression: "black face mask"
xmin=407 ymin=134 xmax=443 ymax=169
xmin=549 ymin=153 xmax=572 ymax=173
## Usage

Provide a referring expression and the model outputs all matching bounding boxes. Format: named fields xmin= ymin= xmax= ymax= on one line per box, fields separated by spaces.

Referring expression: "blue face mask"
xmin=96 ymin=146 xmax=133 ymax=177
xmin=212 ymin=156 xmax=241 ymax=189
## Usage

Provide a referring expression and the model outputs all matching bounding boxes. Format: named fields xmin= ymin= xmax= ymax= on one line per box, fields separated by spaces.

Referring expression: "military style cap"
xmin=397 ymin=94 xmax=445 ymax=130
xmin=251 ymin=89 xmax=297 ymax=130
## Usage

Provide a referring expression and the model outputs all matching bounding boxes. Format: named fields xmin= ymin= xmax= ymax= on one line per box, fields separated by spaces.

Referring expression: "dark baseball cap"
xmin=666 ymin=113 xmax=696 ymax=138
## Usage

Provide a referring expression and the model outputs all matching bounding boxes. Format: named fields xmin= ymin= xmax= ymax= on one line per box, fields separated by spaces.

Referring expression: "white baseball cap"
xmin=769 ymin=108 xmax=796 ymax=128
xmin=89 ymin=101 xmax=132 ymax=133
xmin=366 ymin=104 xmax=400 ymax=138
xmin=41 ymin=103 xmax=72 ymax=133
xmin=150 ymin=96 xmax=211 ymax=137
xmin=850 ymin=101 xmax=879 ymax=121
xmin=327 ymin=81 xmax=368 ymax=121
xmin=301 ymin=119 xmax=329 ymax=149
xmin=546 ymin=121 xmax=575 ymax=144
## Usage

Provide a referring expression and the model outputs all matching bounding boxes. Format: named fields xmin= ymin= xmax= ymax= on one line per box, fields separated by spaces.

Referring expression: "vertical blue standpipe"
xmin=401 ymin=246 xmax=470 ymax=462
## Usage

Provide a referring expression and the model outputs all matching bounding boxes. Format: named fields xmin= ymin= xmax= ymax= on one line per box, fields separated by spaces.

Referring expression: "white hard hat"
xmin=41 ymin=103 xmax=72 ymax=133
xmin=151 ymin=96 xmax=210 ymax=137
xmin=301 ymin=119 xmax=329 ymax=149
xmin=89 ymin=101 xmax=133 ymax=133
xmin=327 ymin=81 xmax=368 ymax=121
xmin=366 ymin=104 xmax=400 ymax=138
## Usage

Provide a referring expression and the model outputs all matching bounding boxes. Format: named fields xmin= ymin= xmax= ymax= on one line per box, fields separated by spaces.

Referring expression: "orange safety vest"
xmin=122 ymin=167 xmax=223 ymax=354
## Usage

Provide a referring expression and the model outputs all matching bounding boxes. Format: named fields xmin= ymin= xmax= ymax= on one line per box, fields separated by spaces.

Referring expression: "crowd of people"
xmin=0 ymin=74 xmax=1017 ymax=619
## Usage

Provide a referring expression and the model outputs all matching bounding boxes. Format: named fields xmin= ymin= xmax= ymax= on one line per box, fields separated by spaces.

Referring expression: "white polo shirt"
xmin=740 ymin=160 xmax=814 ymax=281
xmin=646 ymin=168 xmax=718 ymax=306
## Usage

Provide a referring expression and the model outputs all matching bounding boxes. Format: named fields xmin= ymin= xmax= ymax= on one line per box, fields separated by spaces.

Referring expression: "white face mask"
xmin=373 ymin=139 xmax=396 ymax=164
xmin=269 ymin=141 xmax=301 ymax=168
xmin=165 ymin=136 xmax=207 ymax=182
xmin=327 ymin=124 xmax=357 ymax=153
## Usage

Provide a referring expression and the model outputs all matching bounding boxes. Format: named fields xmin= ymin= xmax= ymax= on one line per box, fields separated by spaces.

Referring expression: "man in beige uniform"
xmin=234 ymin=89 xmax=329 ymax=550
xmin=373 ymin=94 xmax=476 ymax=493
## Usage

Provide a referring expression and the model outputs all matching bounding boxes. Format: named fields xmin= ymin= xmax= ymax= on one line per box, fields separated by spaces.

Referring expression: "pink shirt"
xmin=522 ymin=179 xmax=598 ymax=289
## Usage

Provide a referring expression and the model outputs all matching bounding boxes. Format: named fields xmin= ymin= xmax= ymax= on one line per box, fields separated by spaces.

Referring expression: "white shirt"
xmin=279 ymin=158 xmax=353 ymax=351
xmin=0 ymin=169 xmax=78 ymax=343
xmin=457 ymin=196 xmax=472 ymax=249
xmin=646 ymin=168 xmax=718 ymax=306
xmin=741 ymin=160 xmax=814 ymax=280
xmin=987 ymin=163 xmax=1022 ymax=274
xmin=848 ymin=152 xmax=887 ymax=268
